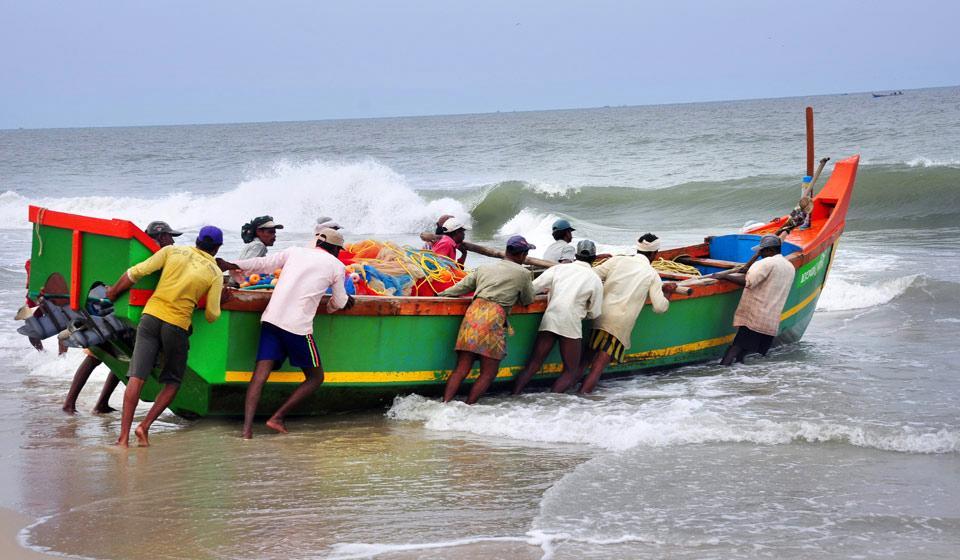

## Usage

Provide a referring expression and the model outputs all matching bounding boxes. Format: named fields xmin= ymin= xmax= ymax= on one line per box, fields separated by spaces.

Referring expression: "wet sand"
xmin=0 ymin=508 xmax=55 ymax=559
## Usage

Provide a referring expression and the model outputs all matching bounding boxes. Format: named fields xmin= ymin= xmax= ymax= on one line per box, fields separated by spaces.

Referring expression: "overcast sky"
xmin=2 ymin=0 xmax=957 ymax=129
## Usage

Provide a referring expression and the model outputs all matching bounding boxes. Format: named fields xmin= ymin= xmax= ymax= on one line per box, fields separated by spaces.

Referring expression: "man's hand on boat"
xmin=344 ymin=295 xmax=356 ymax=310
xmin=662 ymin=282 xmax=678 ymax=295
xmin=216 ymin=258 xmax=239 ymax=271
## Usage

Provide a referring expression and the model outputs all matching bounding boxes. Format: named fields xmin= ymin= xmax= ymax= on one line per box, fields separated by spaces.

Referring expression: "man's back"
xmin=534 ymin=261 xmax=603 ymax=339
xmin=238 ymin=246 xmax=348 ymax=335
xmin=128 ymin=246 xmax=223 ymax=330
xmin=593 ymin=254 xmax=669 ymax=349
xmin=734 ymin=254 xmax=796 ymax=336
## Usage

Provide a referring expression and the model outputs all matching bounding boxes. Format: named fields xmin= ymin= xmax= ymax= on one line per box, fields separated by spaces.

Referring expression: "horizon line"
xmin=3 ymin=83 xmax=957 ymax=133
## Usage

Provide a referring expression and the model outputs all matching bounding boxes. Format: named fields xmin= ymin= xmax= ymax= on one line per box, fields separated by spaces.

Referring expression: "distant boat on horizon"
xmin=872 ymin=91 xmax=904 ymax=98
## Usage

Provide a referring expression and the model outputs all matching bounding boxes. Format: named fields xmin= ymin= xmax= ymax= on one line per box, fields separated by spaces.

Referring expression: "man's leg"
xmin=720 ymin=345 xmax=741 ymax=366
xmin=443 ymin=351 xmax=475 ymax=402
xmin=28 ymin=337 xmax=43 ymax=352
xmin=116 ymin=377 xmax=145 ymax=447
xmin=266 ymin=365 xmax=325 ymax=434
xmin=242 ymin=359 xmax=276 ymax=439
xmin=63 ymin=355 xmax=103 ymax=413
xmin=578 ymin=351 xmax=613 ymax=394
xmin=465 ymin=356 xmax=502 ymax=404
xmin=134 ymin=383 xmax=180 ymax=447
xmin=513 ymin=331 xmax=556 ymax=395
xmin=93 ymin=374 xmax=120 ymax=414
xmin=550 ymin=336 xmax=583 ymax=393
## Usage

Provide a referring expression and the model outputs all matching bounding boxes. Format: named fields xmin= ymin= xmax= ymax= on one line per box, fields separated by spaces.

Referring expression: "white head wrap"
xmin=636 ymin=238 xmax=661 ymax=252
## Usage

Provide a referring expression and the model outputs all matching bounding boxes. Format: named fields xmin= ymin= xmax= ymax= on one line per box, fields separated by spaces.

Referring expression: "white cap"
xmin=442 ymin=217 xmax=471 ymax=233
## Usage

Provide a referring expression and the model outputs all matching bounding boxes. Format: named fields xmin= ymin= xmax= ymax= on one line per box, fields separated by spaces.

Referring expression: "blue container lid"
xmin=802 ymin=175 xmax=813 ymax=183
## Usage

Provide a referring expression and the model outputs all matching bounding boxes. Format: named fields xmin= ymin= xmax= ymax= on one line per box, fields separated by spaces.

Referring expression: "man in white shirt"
xmin=221 ymin=228 xmax=354 ymax=438
xmin=239 ymin=216 xmax=284 ymax=260
xmin=575 ymin=233 xmax=677 ymax=394
xmin=542 ymin=219 xmax=577 ymax=263
xmin=717 ymin=235 xmax=796 ymax=365
xmin=513 ymin=240 xmax=603 ymax=395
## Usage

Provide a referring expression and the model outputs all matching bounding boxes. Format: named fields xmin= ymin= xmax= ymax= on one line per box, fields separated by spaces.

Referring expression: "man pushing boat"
xmin=438 ymin=235 xmax=536 ymax=404
xmin=105 ymin=226 xmax=225 ymax=447
xmin=561 ymin=233 xmax=676 ymax=394
xmin=220 ymin=227 xmax=355 ymax=439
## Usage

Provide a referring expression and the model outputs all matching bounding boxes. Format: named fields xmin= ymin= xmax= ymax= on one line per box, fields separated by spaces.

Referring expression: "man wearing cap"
xmin=439 ymin=235 xmax=537 ymax=404
xmin=239 ymin=216 xmax=284 ymax=260
xmin=105 ymin=226 xmax=226 ymax=447
xmin=62 ymin=221 xmax=182 ymax=415
xmin=717 ymin=234 xmax=796 ymax=365
xmin=513 ymin=240 xmax=604 ymax=395
xmin=219 ymin=227 xmax=354 ymax=438
xmin=316 ymin=216 xmax=342 ymax=231
xmin=543 ymin=219 xmax=577 ymax=263
xmin=571 ymin=233 xmax=677 ymax=394
xmin=432 ymin=217 xmax=469 ymax=266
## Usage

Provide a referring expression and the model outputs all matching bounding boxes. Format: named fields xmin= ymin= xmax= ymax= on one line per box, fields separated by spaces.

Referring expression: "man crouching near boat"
xmin=220 ymin=227 xmax=354 ymax=439
xmin=439 ymin=236 xmax=536 ymax=404
xmin=105 ymin=226 xmax=225 ymax=447
xmin=716 ymin=234 xmax=795 ymax=365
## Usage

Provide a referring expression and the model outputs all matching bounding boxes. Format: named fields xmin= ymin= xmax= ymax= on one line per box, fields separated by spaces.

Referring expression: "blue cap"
xmin=551 ymin=219 xmax=575 ymax=232
xmin=506 ymin=235 xmax=536 ymax=252
xmin=197 ymin=225 xmax=223 ymax=245
xmin=802 ymin=175 xmax=813 ymax=183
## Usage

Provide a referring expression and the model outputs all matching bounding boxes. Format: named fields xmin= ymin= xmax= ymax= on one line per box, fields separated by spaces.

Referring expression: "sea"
xmin=0 ymin=86 xmax=958 ymax=559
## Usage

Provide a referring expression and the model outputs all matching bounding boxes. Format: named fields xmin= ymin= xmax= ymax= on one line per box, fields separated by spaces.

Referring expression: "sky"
xmin=2 ymin=0 xmax=958 ymax=129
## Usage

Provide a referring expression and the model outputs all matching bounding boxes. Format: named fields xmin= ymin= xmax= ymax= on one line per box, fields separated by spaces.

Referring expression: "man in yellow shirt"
xmin=105 ymin=226 xmax=225 ymax=447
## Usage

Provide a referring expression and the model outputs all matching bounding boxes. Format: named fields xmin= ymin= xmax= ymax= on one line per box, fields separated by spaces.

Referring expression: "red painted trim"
xmin=70 ymin=230 xmax=82 ymax=310
xmin=29 ymin=206 xmax=160 ymax=253
xmin=129 ymin=289 xmax=153 ymax=306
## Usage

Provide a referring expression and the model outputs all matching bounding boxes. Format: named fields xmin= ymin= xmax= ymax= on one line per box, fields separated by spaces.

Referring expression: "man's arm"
xmin=438 ymin=272 xmax=477 ymax=297
xmin=518 ymin=272 xmax=536 ymax=306
xmin=233 ymin=251 xmax=289 ymax=275
xmin=105 ymin=246 xmax=170 ymax=301
xmin=648 ymin=275 xmax=671 ymax=314
xmin=532 ymin=268 xmax=553 ymax=294
xmin=326 ymin=268 xmax=352 ymax=312
xmin=585 ymin=279 xmax=604 ymax=320
xmin=204 ymin=274 xmax=224 ymax=323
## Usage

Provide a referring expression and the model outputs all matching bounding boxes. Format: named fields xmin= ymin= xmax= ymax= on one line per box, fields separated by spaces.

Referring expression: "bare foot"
xmin=134 ymin=424 xmax=150 ymax=447
xmin=93 ymin=405 xmax=117 ymax=414
xmin=114 ymin=438 xmax=129 ymax=448
xmin=62 ymin=404 xmax=77 ymax=414
xmin=241 ymin=428 xmax=253 ymax=440
xmin=265 ymin=418 xmax=288 ymax=434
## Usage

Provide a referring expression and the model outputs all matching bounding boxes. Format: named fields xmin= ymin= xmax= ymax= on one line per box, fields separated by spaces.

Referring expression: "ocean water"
xmin=0 ymin=86 xmax=958 ymax=559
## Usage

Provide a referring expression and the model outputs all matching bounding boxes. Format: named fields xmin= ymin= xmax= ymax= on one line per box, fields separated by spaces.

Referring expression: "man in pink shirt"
xmin=221 ymin=228 xmax=354 ymax=438
xmin=431 ymin=217 xmax=469 ymax=266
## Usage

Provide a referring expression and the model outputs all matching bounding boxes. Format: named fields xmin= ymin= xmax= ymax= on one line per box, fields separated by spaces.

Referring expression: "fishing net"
xmin=344 ymin=240 xmax=467 ymax=296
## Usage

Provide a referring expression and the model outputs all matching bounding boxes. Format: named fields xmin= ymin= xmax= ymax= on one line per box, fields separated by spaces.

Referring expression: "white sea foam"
xmin=904 ymin=156 xmax=960 ymax=168
xmin=326 ymin=535 xmax=531 ymax=560
xmin=0 ymin=159 xmax=465 ymax=235
xmin=387 ymin=394 xmax=960 ymax=455
xmin=497 ymin=209 xmax=560 ymax=256
xmin=817 ymin=275 xmax=918 ymax=311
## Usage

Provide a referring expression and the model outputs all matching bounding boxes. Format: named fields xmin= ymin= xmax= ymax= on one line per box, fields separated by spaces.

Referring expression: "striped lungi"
xmin=590 ymin=329 xmax=626 ymax=363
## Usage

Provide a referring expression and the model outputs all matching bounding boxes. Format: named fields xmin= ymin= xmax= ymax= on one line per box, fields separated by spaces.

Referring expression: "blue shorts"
xmin=256 ymin=322 xmax=322 ymax=369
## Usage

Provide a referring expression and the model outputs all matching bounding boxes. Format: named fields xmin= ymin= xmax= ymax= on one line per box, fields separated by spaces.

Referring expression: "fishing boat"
xmin=21 ymin=155 xmax=860 ymax=418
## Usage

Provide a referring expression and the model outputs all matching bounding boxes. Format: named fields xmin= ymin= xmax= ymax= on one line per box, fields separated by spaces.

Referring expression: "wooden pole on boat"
xmin=805 ymin=107 xmax=815 ymax=177
xmin=419 ymin=232 xmax=692 ymax=294
xmin=419 ymin=232 xmax=557 ymax=269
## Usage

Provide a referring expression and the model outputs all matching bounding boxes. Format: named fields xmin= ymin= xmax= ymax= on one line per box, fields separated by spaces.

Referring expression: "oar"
xmin=419 ymin=232 xmax=558 ymax=269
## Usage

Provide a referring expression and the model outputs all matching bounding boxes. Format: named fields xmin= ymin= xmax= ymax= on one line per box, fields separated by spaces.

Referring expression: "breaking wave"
xmin=387 ymin=394 xmax=960 ymax=455
xmin=0 ymin=159 xmax=466 ymax=235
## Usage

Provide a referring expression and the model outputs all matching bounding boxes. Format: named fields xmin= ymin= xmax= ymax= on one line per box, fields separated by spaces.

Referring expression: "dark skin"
xmin=717 ymin=246 xmax=779 ymax=366
xmin=62 ymin=233 xmax=175 ymax=415
xmin=107 ymin=241 xmax=221 ymax=448
xmin=443 ymin=250 xmax=528 ymax=404
xmin=568 ymin=250 xmax=678 ymax=395
xmin=255 ymin=227 xmax=277 ymax=247
xmin=449 ymin=228 xmax=468 ymax=265
xmin=219 ymin=241 xmax=356 ymax=439
xmin=513 ymin=255 xmax=594 ymax=395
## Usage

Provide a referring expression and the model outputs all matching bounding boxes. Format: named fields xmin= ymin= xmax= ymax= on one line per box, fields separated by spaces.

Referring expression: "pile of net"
xmin=341 ymin=240 xmax=467 ymax=297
